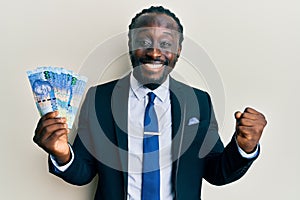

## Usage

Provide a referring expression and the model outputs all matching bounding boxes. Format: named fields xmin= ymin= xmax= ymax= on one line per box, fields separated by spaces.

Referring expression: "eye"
xmin=160 ymin=41 xmax=172 ymax=49
xmin=137 ymin=40 xmax=152 ymax=48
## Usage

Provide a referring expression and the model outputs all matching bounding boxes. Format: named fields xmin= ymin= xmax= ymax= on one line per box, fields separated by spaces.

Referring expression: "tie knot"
xmin=147 ymin=92 xmax=156 ymax=104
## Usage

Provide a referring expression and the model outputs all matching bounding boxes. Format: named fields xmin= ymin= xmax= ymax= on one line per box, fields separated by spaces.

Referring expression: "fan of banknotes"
xmin=27 ymin=67 xmax=88 ymax=129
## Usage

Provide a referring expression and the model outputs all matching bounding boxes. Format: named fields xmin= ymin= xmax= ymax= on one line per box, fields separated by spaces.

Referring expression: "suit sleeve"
xmin=48 ymin=87 xmax=98 ymax=186
xmin=202 ymin=93 xmax=259 ymax=186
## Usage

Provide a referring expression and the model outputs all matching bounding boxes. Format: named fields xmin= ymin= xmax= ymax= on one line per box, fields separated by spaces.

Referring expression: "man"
xmin=33 ymin=6 xmax=267 ymax=200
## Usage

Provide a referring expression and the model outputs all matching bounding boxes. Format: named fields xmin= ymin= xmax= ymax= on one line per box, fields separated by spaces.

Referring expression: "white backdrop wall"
xmin=1 ymin=0 xmax=299 ymax=199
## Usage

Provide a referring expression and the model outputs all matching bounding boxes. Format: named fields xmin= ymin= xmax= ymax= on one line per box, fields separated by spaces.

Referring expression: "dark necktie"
xmin=141 ymin=92 xmax=160 ymax=200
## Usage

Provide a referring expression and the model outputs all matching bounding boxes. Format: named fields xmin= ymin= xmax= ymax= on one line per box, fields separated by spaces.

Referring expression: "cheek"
xmin=137 ymin=49 xmax=145 ymax=56
xmin=131 ymin=49 xmax=144 ymax=59
xmin=165 ymin=52 xmax=177 ymax=64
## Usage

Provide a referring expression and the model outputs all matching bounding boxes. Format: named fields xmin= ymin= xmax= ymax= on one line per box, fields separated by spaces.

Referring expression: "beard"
xmin=132 ymin=65 xmax=172 ymax=89
xmin=130 ymin=53 xmax=176 ymax=90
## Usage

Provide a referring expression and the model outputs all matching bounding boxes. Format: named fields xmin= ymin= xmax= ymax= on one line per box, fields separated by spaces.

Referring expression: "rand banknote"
xmin=27 ymin=67 xmax=88 ymax=129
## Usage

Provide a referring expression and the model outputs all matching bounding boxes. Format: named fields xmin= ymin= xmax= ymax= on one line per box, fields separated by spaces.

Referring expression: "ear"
xmin=128 ymin=39 xmax=132 ymax=51
xmin=128 ymin=30 xmax=134 ymax=51
xmin=176 ymin=46 xmax=182 ymax=58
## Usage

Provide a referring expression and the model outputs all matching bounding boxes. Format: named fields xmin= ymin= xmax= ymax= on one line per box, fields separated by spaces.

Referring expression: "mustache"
xmin=138 ymin=58 xmax=169 ymax=66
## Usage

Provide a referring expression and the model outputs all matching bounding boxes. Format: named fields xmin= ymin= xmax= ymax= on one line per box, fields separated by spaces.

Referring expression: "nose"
xmin=146 ymin=47 xmax=162 ymax=59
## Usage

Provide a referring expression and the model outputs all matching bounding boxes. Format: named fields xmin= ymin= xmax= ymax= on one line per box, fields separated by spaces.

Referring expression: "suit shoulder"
xmin=95 ymin=79 xmax=119 ymax=90
xmin=94 ymin=74 xmax=130 ymax=93
xmin=172 ymin=78 xmax=210 ymax=98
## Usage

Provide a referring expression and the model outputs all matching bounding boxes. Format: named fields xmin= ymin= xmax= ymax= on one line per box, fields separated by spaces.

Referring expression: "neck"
xmin=132 ymin=70 xmax=168 ymax=90
xmin=144 ymin=83 xmax=160 ymax=90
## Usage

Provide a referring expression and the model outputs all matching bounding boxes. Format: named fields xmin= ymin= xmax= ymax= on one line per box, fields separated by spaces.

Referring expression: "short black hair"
xmin=128 ymin=6 xmax=184 ymax=45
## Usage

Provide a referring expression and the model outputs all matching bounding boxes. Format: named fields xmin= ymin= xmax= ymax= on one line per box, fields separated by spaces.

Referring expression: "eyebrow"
xmin=134 ymin=29 xmax=176 ymax=38
xmin=162 ymin=31 xmax=174 ymax=37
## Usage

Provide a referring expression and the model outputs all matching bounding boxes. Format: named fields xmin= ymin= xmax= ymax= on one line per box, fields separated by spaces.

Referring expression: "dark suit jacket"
xmin=49 ymin=75 xmax=258 ymax=200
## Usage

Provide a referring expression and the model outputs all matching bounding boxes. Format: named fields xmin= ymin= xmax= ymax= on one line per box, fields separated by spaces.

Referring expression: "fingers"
xmin=35 ymin=117 xmax=67 ymax=135
xmin=235 ymin=107 xmax=267 ymax=153
xmin=237 ymin=118 xmax=255 ymax=127
xmin=236 ymin=125 xmax=262 ymax=137
xmin=38 ymin=123 xmax=69 ymax=142
xmin=244 ymin=107 xmax=266 ymax=121
xmin=235 ymin=114 xmax=266 ymax=128
xmin=38 ymin=111 xmax=60 ymax=126
xmin=234 ymin=107 xmax=267 ymax=134
xmin=35 ymin=111 xmax=59 ymax=134
xmin=234 ymin=111 xmax=242 ymax=120
xmin=243 ymin=107 xmax=258 ymax=114
xmin=43 ymin=128 xmax=69 ymax=145
xmin=235 ymin=107 xmax=267 ymax=122
xmin=42 ymin=110 xmax=60 ymax=120
xmin=33 ymin=111 xmax=69 ymax=149
xmin=33 ymin=111 xmax=71 ymax=161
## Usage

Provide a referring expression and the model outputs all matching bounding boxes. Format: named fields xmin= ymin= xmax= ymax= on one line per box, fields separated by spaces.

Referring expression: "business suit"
xmin=49 ymin=74 xmax=258 ymax=200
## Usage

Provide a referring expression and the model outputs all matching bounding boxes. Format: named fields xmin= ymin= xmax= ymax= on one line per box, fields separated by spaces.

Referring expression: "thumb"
xmin=234 ymin=111 xmax=242 ymax=120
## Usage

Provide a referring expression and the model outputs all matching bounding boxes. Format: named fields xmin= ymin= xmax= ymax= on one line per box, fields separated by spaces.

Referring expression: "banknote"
xmin=27 ymin=66 xmax=88 ymax=129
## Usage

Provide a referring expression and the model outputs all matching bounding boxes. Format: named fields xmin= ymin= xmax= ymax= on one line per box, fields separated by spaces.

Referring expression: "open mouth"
xmin=143 ymin=63 xmax=164 ymax=69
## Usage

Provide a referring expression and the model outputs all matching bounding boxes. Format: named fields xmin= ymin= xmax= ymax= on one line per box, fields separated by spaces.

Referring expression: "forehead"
xmin=132 ymin=27 xmax=179 ymax=39
xmin=133 ymin=13 xmax=179 ymax=31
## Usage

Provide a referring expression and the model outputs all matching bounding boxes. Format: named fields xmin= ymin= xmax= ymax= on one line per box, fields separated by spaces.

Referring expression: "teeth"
xmin=144 ymin=64 xmax=163 ymax=69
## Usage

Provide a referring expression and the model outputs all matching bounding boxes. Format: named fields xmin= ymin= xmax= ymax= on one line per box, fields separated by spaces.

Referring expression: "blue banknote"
xmin=27 ymin=67 xmax=88 ymax=129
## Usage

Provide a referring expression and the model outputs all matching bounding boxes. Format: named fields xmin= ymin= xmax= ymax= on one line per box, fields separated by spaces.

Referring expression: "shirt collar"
xmin=130 ymin=73 xmax=170 ymax=103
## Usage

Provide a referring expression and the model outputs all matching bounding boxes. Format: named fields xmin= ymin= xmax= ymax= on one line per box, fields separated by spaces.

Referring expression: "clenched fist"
xmin=235 ymin=107 xmax=267 ymax=153
xmin=33 ymin=111 xmax=71 ymax=165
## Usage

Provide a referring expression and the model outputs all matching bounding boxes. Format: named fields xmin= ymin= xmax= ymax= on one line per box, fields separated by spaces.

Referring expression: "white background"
xmin=1 ymin=0 xmax=299 ymax=199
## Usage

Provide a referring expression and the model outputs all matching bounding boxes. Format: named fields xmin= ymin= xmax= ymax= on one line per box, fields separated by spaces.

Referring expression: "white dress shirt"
xmin=127 ymin=74 xmax=173 ymax=200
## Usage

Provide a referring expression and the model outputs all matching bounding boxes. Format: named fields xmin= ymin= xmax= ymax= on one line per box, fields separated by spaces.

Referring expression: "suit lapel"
xmin=169 ymin=77 xmax=186 ymax=155
xmin=169 ymin=78 xmax=187 ymax=194
xmin=111 ymin=75 xmax=130 ymax=195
